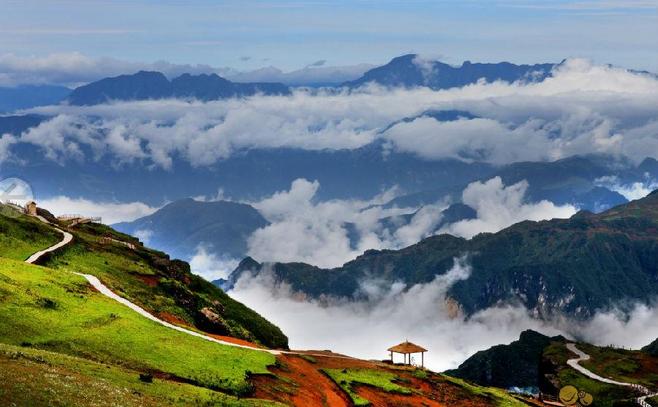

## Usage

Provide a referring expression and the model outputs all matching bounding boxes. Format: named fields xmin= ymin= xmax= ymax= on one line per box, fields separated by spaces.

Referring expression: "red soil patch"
xmin=156 ymin=312 xmax=265 ymax=350
xmin=351 ymin=369 xmax=506 ymax=407
xmin=137 ymin=274 xmax=159 ymax=287
xmin=251 ymin=351 xmax=528 ymax=407
xmin=252 ymin=354 xmax=351 ymax=407
xmin=158 ymin=311 xmax=190 ymax=327
xmin=355 ymin=384 xmax=443 ymax=407
xmin=205 ymin=333 xmax=265 ymax=349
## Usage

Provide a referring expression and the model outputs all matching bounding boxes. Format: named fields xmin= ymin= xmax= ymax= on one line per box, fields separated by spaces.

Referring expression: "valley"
xmin=2 ymin=198 xmax=657 ymax=406
xmin=0 ymin=202 xmax=548 ymax=406
xmin=1 ymin=12 xmax=657 ymax=404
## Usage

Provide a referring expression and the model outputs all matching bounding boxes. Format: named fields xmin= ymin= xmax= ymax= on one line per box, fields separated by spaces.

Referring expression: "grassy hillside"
xmin=0 ymin=210 xmax=561 ymax=406
xmin=253 ymin=352 xmax=530 ymax=407
xmin=0 ymin=258 xmax=276 ymax=395
xmin=0 ymin=205 xmax=60 ymax=260
xmin=448 ymin=330 xmax=658 ymax=407
xmin=541 ymin=342 xmax=658 ymax=407
xmin=447 ymin=330 xmax=564 ymax=389
xmin=39 ymin=221 xmax=287 ymax=349
xmin=0 ymin=258 xmax=535 ymax=407
xmin=322 ymin=368 xmax=412 ymax=405
xmin=642 ymin=338 xmax=658 ymax=356
xmin=577 ymin=343 xmax=658 ymax=389
xmin=0 ymin=343 xmax=281 ymax=406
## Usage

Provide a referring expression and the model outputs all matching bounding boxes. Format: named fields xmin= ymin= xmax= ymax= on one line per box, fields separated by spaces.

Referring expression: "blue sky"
xmin=1 ymin=0 xmax=657 ymax=72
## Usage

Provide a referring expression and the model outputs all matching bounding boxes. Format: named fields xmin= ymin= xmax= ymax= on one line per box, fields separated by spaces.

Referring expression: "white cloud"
xmin=0 ymin=177 xmax=34 ymax=206
xmin=0 ymin=52 xmax=371 ymax=88
xmin=0 ymin=52 xmax=231 ymax=88
xmin=246 ymin=178 xmax=452 ymax=267
xmin=579 ymin=303 xmax=658 ymax=349
xmin=133 ymin=229 xmax=153 ymax=244
xmin=595 ymin=175 xmax=658 ymax=201
xmin=246 ymin=176 xmax=574 ymax=267
xmin=0 ymin=133 xmax=17 ymax=163
xmin=383 ymin=116 xmax=554 ymax=164
xmin=11 ymin=58 xmax=656 ymax=169
xmin=247 ymin=179 xmax=409 ymax=268
xmin=441 ymin=177 xmax=577 ymax=239
xmin=189 ymin=245 xmax=239 ymax=281
xmin=38 ymin=196 xmax=158 ymax=224
xmin=232 ymin=258 xmax=658 ymax=371
xmin=231 ymin=258 xmax=559 ymax=370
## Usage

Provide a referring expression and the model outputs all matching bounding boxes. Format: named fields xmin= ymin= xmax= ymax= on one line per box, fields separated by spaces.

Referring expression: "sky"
xmin=1 ymin=0 xmax=657 ymax=74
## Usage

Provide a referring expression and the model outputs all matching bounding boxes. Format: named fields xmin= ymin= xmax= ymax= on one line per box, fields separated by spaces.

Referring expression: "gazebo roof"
xmin=387 ymin=341 xmax=427 ymax=354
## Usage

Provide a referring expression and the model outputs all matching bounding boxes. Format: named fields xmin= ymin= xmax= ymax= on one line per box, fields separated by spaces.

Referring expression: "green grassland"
xmin=577 ymin=343 xmax=658 ymax=388
xmin=0 ymin=207 xmax=60 ymax=260
xmin=0 ymin=257 xmax=276 ymax=396
xmin=0 ymin=342 xmax=283 ymax=407
xmin=322 ymin=368 xmax=412 ymax=405
xmin=543 ymin=342 xmax=641 ymax=407
xmin=441 ymin=375 xmax=528 ymax=407
xmin=322 ymin=367 xmax=527 ymax=407
xmin=40 ymin=222 xmax=288 ymax=349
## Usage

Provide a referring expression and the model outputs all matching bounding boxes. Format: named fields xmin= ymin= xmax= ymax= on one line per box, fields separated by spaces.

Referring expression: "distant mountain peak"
xmin=67 ymin=71 xmax=290 ymax=105
xmin=344 ymin=54 xmax=556 ymax=90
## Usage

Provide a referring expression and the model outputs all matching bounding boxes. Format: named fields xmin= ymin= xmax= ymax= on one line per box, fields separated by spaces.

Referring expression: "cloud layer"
xmin=0 ymin=52 xmax=232 ymax=88
xmin=231 ymin=258 xmax=658 ymax=371
xmin=246 ymin=177 xmax=575 ymax=267
xmin=38 ymin=196 xmax=157 ymax=224
xmin=0 ymin=52 xmax=371 ymax=88
xmin=189 ymin=245 xmax=240 ymax=281
xmin=440 ymin=177 xmax=577 ymax=239
xmin=6 ymin=59 xmax=656 ymax=170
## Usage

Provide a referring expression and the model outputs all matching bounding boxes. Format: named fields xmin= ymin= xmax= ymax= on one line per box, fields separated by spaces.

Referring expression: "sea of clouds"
xmin=230 ymin=258 xmax=658 ymax=371
xmin=244 ymin=176 xmax=576 ymax=268
xmin=4 ymin=58 xmax=658 ymax=368
xmin=2 ymin=58 xmax=655 ymax=170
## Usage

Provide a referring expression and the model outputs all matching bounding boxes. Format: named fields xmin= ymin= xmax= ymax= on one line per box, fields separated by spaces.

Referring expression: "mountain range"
xmin=113 ymin=198 xmax=268 ymax=261
xmin=224 ymin=190 xmax=658 ymax=319
xmin=0 ymin=108 xmax=647 ymax=210
xmin=344 ymin=55 xmax=555 ymax=89
xmin=0 ymin=199 xmax=549 ymax=407
xmin=447 ymin=328 xmax=658 ymax=406
xmin=67 ymin=71 xmax=291 ymax=105
xmin=66 ymin=56 xmax=557 ymax=106
xmin=0 ymin=55 xmax=563 ymax=110
xmin=107 ymin=154 xmax=650 ymax=265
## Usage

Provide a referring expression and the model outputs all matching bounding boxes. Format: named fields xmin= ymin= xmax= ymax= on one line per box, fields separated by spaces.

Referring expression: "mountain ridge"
xmin=223 ymin=190 xmax=658 ymax=319
xmin=344 ymin=54 xmax=555 ymax=89
xmin=113 ymin=198 xmax=268 ymax=261
xmin=67 ymin=70 xmax=290 ymax=105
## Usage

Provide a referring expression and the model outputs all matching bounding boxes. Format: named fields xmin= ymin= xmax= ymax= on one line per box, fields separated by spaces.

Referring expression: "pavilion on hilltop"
xmin=387 ymin=341 xmax=427 ymax=367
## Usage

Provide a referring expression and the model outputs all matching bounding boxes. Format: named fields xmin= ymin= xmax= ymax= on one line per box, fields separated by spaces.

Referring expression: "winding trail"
xmin=566 ymin=343 xmax=657 ymax=407
xmin=25 ymin=216 xmax=73 ymax=264
xmin=23 ymin=215 xmax=357 ymax=361
xmin=77 ymin=273 xmax=283 ymax=354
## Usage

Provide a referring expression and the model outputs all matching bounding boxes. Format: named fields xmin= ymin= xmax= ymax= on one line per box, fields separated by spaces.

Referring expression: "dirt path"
xmin=25 ymin=216 xmax=73 ymax=264
xmin=24 ymin=215 xmax=361 ymax=361
xmin=76 ymin=272 xmax=283 ymax=354
xmin=566 ymin=343 xmax=657 ymax=406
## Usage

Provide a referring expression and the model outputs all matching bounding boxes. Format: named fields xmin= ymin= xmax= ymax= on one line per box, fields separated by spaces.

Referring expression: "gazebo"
xmin=388 ymin=341 xmax=428 ymax=367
